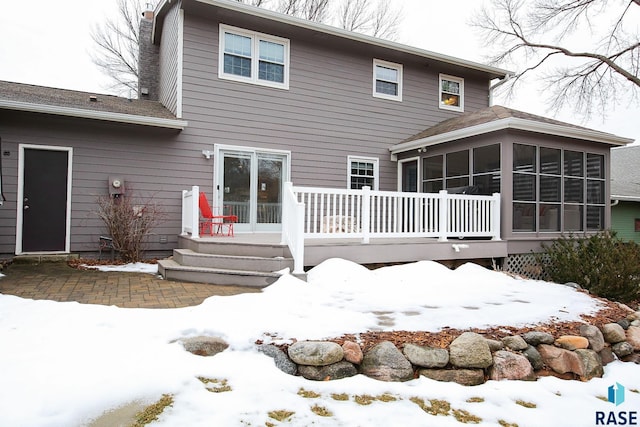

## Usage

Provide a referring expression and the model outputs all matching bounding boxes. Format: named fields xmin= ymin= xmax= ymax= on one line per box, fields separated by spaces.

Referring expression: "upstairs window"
xmin=348 ymin=156 xmax=379 ymax=190
xmin=373 ymin=59 xmax=402 ymax=101
xmin=439 ymin=74 xmax=464 ymax=112
xmin=219 ymin=24 xmax=289 ymax=89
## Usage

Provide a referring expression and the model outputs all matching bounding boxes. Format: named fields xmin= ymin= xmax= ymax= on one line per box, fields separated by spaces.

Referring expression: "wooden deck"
xmin=193 ymin=233 xmax=508 ymax=266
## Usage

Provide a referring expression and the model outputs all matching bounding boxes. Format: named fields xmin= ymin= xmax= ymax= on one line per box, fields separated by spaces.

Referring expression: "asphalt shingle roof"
xmin=0 ymin=80 xmax=177 ymax=120
xmin=401 ymin=105 xmax=593 ymax=144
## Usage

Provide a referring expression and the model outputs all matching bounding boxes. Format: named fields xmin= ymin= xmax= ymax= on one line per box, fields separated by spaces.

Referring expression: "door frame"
xmin=212 ymin=144 xmax=291 ymax=232
xmin=398 ymin=156 xmax=420 ymax=192
xmin=16 ymin=144 xmax=73 ymax=254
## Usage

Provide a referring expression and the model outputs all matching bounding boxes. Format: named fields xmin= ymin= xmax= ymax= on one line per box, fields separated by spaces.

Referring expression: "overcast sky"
xmin=0 ymin=0 xmax=637 ymax=143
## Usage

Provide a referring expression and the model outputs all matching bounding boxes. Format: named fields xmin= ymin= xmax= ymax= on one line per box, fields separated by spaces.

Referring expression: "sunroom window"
xmin=219 ymin=25 xmax=289 ymax=89
xmin=512 ymin=144 xmax=605 ymax=233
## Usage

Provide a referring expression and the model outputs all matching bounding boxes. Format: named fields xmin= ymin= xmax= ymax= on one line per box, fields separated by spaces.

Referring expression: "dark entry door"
xmin=22 ymin=148 xmax=70 ymax=252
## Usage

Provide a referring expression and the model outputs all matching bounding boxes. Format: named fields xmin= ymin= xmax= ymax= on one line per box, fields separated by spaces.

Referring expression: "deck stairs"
xmin=158 ymin=234 xmax=294 ymax=288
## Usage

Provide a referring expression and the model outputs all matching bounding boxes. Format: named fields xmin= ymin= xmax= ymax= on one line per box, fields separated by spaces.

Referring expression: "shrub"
xmin=95 ymin=192 xmax=164 ymax=263
xmin=536 ymin=231 xmax=640 ymax=303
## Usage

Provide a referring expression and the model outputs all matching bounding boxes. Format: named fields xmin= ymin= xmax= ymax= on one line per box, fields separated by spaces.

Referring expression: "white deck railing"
xmin=181 ymin=185 xmax=200 ymax=238
xmin=282 ymin=184 xmax=501 ymax=274
xmin=182 ymin=184 xmax=501 ymax=276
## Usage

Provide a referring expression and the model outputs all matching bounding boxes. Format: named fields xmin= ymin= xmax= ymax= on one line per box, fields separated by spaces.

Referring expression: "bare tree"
xmin=473 ymin=0 xmax=640 ymax=118
xmin=339 ymin=0 xmax=372 ymax=32
xmin=91 ymin=0 xmax=155 ymax=96
xmin=239 ymin=0 xmax=402 ymax=39
xmin=367 ymin=0 xmax=402 ymax=40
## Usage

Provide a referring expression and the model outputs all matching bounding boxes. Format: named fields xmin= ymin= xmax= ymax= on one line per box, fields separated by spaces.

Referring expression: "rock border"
xmin=257 ymin=311 xmax=640 ymax=385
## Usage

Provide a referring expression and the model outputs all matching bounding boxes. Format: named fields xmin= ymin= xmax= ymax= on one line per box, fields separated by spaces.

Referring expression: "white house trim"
xmin=390 ymin=117 xmax=633 ymax=158
xmin=0 ymin=100 xmax=188 ymax=130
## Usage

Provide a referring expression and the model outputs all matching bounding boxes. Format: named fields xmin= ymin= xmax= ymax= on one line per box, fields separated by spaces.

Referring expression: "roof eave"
xmin=155 ymin=0 xmax=511 ymax=79
xmin=0 ymin=100 xmax=188 ymax=130
xmin=611 ymin=195 xmax=640 ymax=202
xmin=390 ymin=117 xmax=634 ymax=155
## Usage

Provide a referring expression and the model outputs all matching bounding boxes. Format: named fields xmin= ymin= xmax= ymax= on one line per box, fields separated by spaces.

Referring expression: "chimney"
xmin=137 ymin=5 xmax=159 ymax=100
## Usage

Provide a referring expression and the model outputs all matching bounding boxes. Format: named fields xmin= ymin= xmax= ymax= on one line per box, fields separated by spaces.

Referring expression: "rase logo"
xmin=609 ymin=383 xmax=626 ymax=406
xmin=596 ymin=383 xmax=637 ymax=426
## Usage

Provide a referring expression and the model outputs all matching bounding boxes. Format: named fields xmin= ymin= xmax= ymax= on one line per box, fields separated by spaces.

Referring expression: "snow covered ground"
xmin=0 ymin=259 xmax=638 ymax=427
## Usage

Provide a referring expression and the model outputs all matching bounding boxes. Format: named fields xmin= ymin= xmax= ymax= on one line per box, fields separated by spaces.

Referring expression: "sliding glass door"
xmin=218 ymin=148 xmax=288 ymax=232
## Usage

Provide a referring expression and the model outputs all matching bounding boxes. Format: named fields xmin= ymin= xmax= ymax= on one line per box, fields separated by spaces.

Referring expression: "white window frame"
xmin=439 ymin=73 xmax=464 ymax=112
xmin=347 ymin=156 xmax=379 ymax=190
xmin=219 ymin=24 xmax=290 ymax=90
xmin=373 ymin=59 xmax=403 ymax=102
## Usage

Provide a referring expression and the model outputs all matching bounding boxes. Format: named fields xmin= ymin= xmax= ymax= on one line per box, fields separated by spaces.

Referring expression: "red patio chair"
xmin=198 ymin=192 xmax=237 ymax=236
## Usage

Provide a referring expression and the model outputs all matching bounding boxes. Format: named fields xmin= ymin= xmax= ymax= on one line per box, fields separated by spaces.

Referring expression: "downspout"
xmin=489 ymin=74 xmax=514 ymax=106
xmin=611 ymin=199 xmax=619 ymax=207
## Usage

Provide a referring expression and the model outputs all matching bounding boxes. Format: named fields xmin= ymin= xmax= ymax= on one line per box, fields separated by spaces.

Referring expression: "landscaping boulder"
xmin=288 ymin=341 xmax=343 ymax=366
xmin=612 ymin=341 xmax=634 ymax=358
xmin=602 ymin=323 xmax=626 ymax=344
xmin=360 ymin=341 xmax=414 ymax=382
xmin=485 ymin=339 xmax=504 ymax=352
xmin=258 ymin=344 xmax=298 ymax=376
xmin=298 ymin=361 xmax=357 ymax=381
xmin=449 ymin=332 xmax=493 ymax=369
xmin=537 ymin=344 xmax=584 ymax=376
xmin=522 ymin=331 xmax=554 ymax=346
xmin=580 ymin=324 xmax=605 ymax=352
xmin=489 ymin=351 xmax=535 ymax=381
xmin=575 ymin=349 xmax=604 ymax=380
xmin=626 ymin=326 xmax=640 ymax=351
xmin=419 ymin=369 xmax=485 ymax=386
xmin=599 ymin=347 xmax=616 ymax=366
xmin=403 ymin=343 xmax=449 ymax=368
xmin=523 ymin=345 xmax=544 ymax=371
xmin=180 ymin=336 xmax=229 ymax=357
xmin=555 ymin=335 xmax=589 ymax=351
xmin=342 ymin=341 xmax=363 ymax=364
xmin=502 ymin=335 xmax=528 ymax=351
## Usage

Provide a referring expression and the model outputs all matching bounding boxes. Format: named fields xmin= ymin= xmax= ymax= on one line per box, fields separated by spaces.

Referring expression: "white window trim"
xmin=373 ymin=59 xmax=403 ymax=102
xmin=218 ymin=24 xmax=290 ymax=90
xmin=439 ymin=73 xmax=464 ymax=112
xmin=347 ymin=156 xmax=379 ymax=190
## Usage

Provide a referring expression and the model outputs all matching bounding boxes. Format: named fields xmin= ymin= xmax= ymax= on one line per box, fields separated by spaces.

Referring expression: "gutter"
xmin=0 ymin=100 xmax=188 ymax=130
xmin=390 ymin=117 xmax=634 ymax=156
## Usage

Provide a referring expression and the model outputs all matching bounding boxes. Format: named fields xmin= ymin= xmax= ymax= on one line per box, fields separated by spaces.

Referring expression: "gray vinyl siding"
xmin=179 ymin=10 xmax=491 ymax=192
xmin=159 ymin=1 xmax=182 ymax=116
xmin=0 ymin=111 xmax=208 ymax=256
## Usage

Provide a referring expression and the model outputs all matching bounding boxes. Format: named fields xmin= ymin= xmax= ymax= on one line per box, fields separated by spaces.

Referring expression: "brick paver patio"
xmin=0 ymin=262 xmax=259 ymax=308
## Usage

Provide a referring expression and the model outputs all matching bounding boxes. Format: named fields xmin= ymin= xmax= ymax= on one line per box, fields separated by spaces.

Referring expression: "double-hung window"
xmin=439 ymin=74 xmax=464 ymax=112
xmin=373 ymin=59 xmax=402 ymax=101
xmin=219 ymin=24 xmax=290 ymax=89
xmin=348 ymin=156 xmax=379 ymax=190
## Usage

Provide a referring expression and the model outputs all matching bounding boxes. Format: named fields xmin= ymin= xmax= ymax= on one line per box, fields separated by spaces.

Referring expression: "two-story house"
xmin=0 ymin=0 xmax=633 ymax=284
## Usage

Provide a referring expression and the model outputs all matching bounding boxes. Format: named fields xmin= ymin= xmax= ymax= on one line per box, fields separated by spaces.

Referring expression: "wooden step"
xmin=178 ymin=235 xmax=290 ymax=257
xmin=157 ymin=259 xmax=283 ymax=288
xmin=173 ymin=248 xmax=293 ymax=272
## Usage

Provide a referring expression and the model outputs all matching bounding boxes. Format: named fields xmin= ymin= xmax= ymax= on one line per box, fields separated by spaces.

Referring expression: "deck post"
xmin=491 ymin=192 xmax=501 ymax=241
xmin=191 ymin=185 xmax=200 ymax=238
xmin=438 ymin=190 xmax=448 ymax=242
xmin=181 ymin=190 xmax=188 ymax=236
xmin=361 ymin=186 xmax=371 ymax=244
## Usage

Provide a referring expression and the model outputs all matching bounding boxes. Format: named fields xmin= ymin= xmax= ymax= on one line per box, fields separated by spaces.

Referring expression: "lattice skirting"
xmin=503 ymin=253 xmax=550 ymax=281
